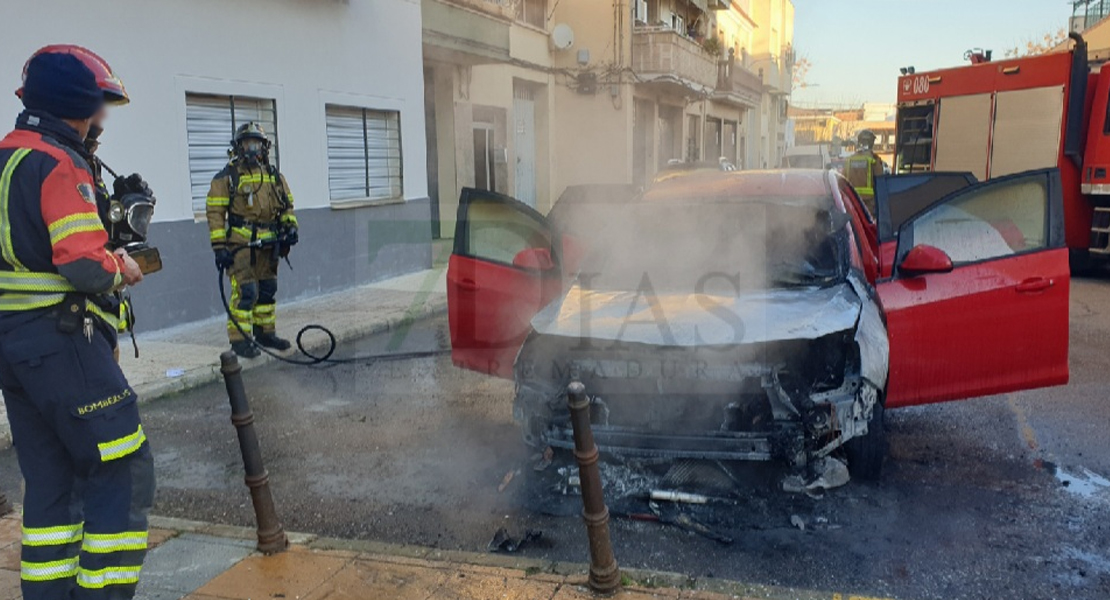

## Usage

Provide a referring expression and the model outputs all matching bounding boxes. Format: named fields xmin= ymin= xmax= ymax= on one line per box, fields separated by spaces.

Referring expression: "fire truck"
xmin=893 ymin=33 xmax=1110 ymax=270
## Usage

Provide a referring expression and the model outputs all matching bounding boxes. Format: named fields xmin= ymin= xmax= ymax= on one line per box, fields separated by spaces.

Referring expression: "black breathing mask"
xmin=108 ymin=174 xmax=162 ymax=274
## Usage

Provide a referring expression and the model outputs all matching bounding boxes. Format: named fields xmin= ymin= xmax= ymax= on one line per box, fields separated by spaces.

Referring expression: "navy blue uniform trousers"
xmin=0 ymin=315 xmax=154 ymax=600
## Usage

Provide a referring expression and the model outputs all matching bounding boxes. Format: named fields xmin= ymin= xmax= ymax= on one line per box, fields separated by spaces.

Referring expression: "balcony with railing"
xmin=439 ymin=0 xmax=514 ymax=18
xmin=422 ymin=0 xmax=512 ymax=65
xmin=632 ymin=25 xmax=720 ymax=92
xmin=714 ymin=53 xmax=763 ymax=108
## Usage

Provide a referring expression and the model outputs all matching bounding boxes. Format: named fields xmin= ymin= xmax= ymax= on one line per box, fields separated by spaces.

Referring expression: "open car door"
xmin=873 ymin=172 xmax=978 ymax=277
xmin=877 ymin=168 xmax=1069 ymax=408
xmin=448 ymin=188 xmax=562 ymax=379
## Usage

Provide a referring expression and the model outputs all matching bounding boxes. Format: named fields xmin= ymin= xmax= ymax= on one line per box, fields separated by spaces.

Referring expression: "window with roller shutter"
xmin=325 ymin=105 xmax=403 ymax=204
xmin=185 ymin=93 xmax=279 ymax=214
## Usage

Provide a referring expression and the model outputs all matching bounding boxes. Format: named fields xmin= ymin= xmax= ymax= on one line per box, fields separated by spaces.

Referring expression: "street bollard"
xmin=0 ymin=490 xmax=11 ymax=517
xmin=220 ymin=351 xmax=288 ymax=554
xmin=567 ymin=380 xmax=622 ymax=595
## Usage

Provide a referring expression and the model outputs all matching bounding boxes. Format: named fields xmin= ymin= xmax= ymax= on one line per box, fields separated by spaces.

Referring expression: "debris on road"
xmin=533 ymin=446 xmax=554 ymax=472
xmin=498 ymin=469 xmax=520 ymax=493
xmin=650 ymin=490 xmax=709 ymax=504
xmin=487 ymin=527 xmax=543 ymax=553
xmin=782 ymin=457 xmax=850 ymax=497
xmin=790 ymin=514 xmax=806 ymax=531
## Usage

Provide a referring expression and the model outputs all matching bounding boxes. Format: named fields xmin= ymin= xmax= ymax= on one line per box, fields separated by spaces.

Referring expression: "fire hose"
xmin=216 ymin=244 xmax=449 ymax=366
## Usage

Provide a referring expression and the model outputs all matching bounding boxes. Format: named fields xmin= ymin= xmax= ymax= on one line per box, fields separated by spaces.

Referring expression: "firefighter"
xmin=844 ymin=129 xmax=885 ymax=214
xmin=1 ymin=46 xmax=153 ymax=599
xmin=206 ymin=122 xmax=298 ymax=358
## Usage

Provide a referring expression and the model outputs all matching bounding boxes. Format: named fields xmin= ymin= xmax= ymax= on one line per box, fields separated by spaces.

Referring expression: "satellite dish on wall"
xmin=550 ymin=24 xmax=575 ymax=51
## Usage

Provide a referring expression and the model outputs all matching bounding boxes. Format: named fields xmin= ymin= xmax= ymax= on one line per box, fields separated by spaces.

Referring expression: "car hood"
xmin=528 ymin=275 xmax=889 ymax=389
xmin=530 ymin=281 xmax=863 ymax=347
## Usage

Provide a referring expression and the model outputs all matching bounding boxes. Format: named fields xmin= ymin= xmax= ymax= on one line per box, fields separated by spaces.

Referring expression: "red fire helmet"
xmin=15 ymin=44 xmax=129 ymax=105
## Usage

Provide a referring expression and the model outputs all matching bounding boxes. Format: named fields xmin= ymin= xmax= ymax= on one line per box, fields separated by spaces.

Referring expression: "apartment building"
xmin=423 ymin=0 xmax=796 ymax=235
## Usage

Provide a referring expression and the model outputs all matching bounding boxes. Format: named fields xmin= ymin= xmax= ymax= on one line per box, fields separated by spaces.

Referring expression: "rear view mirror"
xmin=512 ymin=247 xmax=555 ymax=271
xmin=899 ymin=244 xmax=953 ymax=277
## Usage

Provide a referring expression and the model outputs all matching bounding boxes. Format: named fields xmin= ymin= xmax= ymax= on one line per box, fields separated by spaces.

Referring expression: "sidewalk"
xmin=0 ymin=265 xmax=447 ymax=449
xmin=0 ymin=509 xmax=788 ymax=600
xmin=122 ymin=265 xmax=447 ymax=403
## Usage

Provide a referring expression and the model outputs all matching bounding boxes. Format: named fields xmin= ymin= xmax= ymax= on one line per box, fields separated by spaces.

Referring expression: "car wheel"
xmin=845 ymin=401 xmax=887 ymax=481
xmin=1070 ymin=248 xmax=1095 ymax=276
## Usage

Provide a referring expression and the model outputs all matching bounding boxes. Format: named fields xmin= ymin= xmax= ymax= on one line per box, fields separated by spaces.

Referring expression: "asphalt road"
xmin=4 ymin=278 xmax=1110 ymax=600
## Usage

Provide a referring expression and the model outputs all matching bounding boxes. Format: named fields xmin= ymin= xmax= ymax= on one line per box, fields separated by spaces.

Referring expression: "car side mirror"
xmin=899 ymin=244 xmax=953 ymax=277
xmin=512 ymin=247 xmax=555 ymax=271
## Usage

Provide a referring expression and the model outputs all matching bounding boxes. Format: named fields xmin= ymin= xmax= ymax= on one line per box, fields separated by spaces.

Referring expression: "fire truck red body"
xmin=894 ymin=34 xmax=1110 ymax=268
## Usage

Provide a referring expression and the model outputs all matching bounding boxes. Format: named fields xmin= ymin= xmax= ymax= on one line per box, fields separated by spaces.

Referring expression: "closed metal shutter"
xmin=186 ymin=93 xmax=279 ymax=213
xmin=933 ymin=93 xmax=992 ymax=181
xmin=990 ymin=86 xmax=1064 ymax=178
xmin=325 ymin=105 xmax=402 ymax=203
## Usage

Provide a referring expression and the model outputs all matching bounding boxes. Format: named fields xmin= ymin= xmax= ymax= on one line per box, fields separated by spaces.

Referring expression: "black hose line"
xmin=216 ymin=265 xmax=448 ymax=366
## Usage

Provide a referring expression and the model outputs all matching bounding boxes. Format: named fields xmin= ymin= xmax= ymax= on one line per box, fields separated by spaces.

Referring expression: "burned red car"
xmin=447 ymin=168 xmax=1069 ymax=481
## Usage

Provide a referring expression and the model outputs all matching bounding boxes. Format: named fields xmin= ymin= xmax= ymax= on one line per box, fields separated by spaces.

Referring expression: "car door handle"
xmin=457 ymin=278 xmax=479 ymax=292
xmin=1015 ymin=277 xmax=1053 ymax=293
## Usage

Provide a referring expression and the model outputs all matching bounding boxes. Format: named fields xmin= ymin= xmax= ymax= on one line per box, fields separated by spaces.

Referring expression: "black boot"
xmin=254 ymin=331 xmax=292 ymax=351
xmin=231 ymin=340 xmax=261 ymax=359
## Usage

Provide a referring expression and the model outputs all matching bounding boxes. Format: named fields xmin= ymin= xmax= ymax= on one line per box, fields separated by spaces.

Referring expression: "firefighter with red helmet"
xmin=206 ymin=122 xmax=298 ymax=358
xmin=844 ymin=129 xmax=885 ymax=214
xmin=1 ymin=46 xmax=154 ymax=599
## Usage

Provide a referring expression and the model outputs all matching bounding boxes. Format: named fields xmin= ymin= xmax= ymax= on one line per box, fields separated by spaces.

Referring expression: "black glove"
xmin=284 ymin=226 xmax=299 ymax=247
xmin=214 ymin=247 xmax=233 ymax=271
xmin=113 ymin=173 xmax=155 ymax=202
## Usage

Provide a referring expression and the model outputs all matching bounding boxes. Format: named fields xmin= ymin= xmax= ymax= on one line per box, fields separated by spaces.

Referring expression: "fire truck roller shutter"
xmin=990 ymin=86 xmax=1065 ymax=178
xmin=934 ymin=93 xmax=993 ymax=181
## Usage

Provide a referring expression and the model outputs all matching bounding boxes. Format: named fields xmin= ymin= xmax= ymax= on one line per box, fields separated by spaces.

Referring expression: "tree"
xmin=1003 ymin=29 xmax=1069 ymax=58
xmin=792 ymin=55 xmax=813 ymax=91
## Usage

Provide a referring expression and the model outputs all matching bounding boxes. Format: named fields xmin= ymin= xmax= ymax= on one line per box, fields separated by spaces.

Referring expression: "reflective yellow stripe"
xmin=22 ymin=558 xmax=78 ymax=582
xmin=253 ymin=303 xmax=275 ymax=326
xmin=22 ymin=523 xmax=83 ymax=547
xmin=86 ymin=301 xmax=121 ymax=331
xmin=239 ymin=174 xmax=276 ymax=185
xmin=230 ymin=226 xmax=277 ymax=240
xmin=0 ymin=271 xmax=75 ymax=293
xmin=82 ymin=531 xmax=148 ymax=554
xmin=206 ymin=196 xmax=230 ymax=207
xmin=0 ymin=292 xmax=67 ymax=311
xmin=281 ymin=214 xmax=298 ymax=226
xmin=1 ymin=149 xmax=32 ymax=271
xmin=48 ymin=212 xmax=104 ymax=245
xmin=210 ymin=229 xmax=227 ymax=241
xmin=97 ymin=426 xmax=146 ymax=462
xmin=77 ymin=566 xmax=142 ymax=589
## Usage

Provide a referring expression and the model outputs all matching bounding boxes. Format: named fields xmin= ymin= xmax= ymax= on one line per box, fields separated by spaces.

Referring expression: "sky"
xmin=790 ymin=0 xmax=1074 ymax=107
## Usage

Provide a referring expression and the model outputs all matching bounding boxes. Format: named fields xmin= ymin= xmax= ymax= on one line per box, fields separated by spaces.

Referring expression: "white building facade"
xmin=0 ymin=0 xmax=432 ymax=332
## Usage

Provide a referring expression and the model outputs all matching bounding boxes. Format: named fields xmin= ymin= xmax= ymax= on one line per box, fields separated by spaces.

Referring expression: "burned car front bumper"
xmin=512 ymin=275 xmax=888 ymax=469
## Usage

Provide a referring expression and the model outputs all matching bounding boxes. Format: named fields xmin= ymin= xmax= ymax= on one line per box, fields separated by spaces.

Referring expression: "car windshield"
xmin=579 ymin=199 xmax=845 ymax=293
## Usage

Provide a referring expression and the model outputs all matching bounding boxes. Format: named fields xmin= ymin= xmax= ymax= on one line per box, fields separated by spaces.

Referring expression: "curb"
xmin=145 ymin=514 xmax=839 ymax=600
xmin=134 ymin=295 xmax=447 ymax=404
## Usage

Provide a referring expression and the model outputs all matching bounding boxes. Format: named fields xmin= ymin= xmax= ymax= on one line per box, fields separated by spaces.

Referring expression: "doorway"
xmin=633 ymin=98 xmax=655 ymax=185
xmin=473 ymin=123 xmax=496 ymax=192
xmin=513 ymin=87 xmax=537 ymax=207
xmin=423 ymin=67 xmax=440 ymax=238
xmin=705 ymin=117 xmax=723 ymax=163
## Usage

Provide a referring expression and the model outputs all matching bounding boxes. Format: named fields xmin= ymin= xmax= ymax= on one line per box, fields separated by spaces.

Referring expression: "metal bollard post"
xmin=567 ymin=381 xmax=621 ymax=595
xmin=0 ymin=490 xmax=11 ymax=517
xmin=220 ymin=351 xmax=288 ymax=554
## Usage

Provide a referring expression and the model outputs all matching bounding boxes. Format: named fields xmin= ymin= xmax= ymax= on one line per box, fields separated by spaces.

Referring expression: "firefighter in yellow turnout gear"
xmin=206 ymin=123 xmax=298 ymax=358
xmin=844 ymin=129 xmax=885 ymax=215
